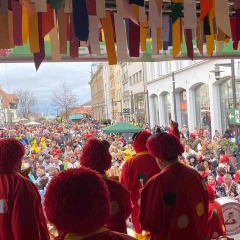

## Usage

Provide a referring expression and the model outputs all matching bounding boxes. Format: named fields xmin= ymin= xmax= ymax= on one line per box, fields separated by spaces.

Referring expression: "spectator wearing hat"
xmin=121 ymin=130 xmax=160 ymax=240
xmin=139 ymin=121 xmax=208 ymax=240
xmin=81 ymin=138 xmax=131 ymax=234
xmin=206 ymin=184 xmax=226 ymax=239
xmin=0 ymin=138 xmax=49 ymax=240
xmin=220 ymin=155 xmax=235 ymax=177
xmin=44 ymin=168 xmax=135 ymax=240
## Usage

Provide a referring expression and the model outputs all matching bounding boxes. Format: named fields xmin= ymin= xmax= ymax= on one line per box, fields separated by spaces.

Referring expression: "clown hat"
xmin=81 ymin=138 xmax=112 ymax=174
xmin=146 ymin=132 xmax=184 ymax=161
xmin=0 ymin=138 xmax=25 ymax=173
xmin=132 ymin=130 xmax=151 ymax=153
xmin=44 ymin=167 xmax=110 ymax=235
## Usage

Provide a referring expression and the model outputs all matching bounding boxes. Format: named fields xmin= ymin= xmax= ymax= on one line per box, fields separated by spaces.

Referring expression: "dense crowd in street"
xmin=0 ymin=118 xmax=239 ymax=239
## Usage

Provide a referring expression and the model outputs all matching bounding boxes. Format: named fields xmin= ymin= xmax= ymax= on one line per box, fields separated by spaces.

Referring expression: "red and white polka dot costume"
xmin=81 ymin=138 xmax=131 ymax=234
xmin=121 ymin=131 xmax=160 ymax=239
xmin=139 ymin=122 xmax=209 ymax=240
xmin=206 ymin=184 xmax=226 ymax=239
xmin=0 ymin=139 xmax=49 ymax=240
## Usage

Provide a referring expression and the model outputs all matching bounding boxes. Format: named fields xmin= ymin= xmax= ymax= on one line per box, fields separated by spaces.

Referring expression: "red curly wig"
xmin=81 ymin=138 xmax=112 ymax=174
xmin=44 ymin=167 xmax=110 ymax=234
xmin=220 ymin=155 xmax=230 ymax=163
xmin=133 ymin=130 xmax=152 ymax=153
xmin=206 ymin=184 xmax=215 ymax=202
xmin=146 ymin=132 xmax=184 ymax=161
xmin=0 ymin=138 xmax=25 ymax=173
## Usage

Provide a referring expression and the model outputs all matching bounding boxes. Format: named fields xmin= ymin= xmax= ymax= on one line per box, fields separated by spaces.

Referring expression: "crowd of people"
xmin=0 ymin=118 xmax=238 ymax=240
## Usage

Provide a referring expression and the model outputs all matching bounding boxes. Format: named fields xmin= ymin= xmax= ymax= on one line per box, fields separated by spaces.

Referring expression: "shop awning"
xmin=103 ymin=122 xmax=142 ymax=133
xmin=0 ymin=1 xmax=239 ymax=69
xmin=69 ymin=114 xmax=83 ymax=120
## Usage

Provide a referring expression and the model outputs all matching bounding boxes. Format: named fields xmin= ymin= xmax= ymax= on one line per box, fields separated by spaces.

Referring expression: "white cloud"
xmin=0 ymin=62 xmax=92 ymax=115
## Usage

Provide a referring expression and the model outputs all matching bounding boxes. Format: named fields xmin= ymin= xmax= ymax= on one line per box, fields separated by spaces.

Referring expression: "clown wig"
xmin=133 ymin=130 xmax=151 ymax=153
xmin=44 ymin=167 xmax=110 ymax=235
xmin=146 ymin=132 xmax=184 ymax=161
xmin=0 ymin=138 xmax=25 ymax=173
xmin=80 ymin=138 xmax=112 ymax=174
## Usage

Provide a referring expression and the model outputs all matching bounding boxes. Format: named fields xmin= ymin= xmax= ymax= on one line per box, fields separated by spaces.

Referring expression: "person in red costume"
xmin=80 ymin=138 xmax=131 ymax=234
xmin=120 ymin=130 xmax=160 ymax=240
xmin=0 ymin=138 xmax=49 ymax=240
xmin=44 ymin=167 xmax=135 ymax=240
xmin=206 ymin=184 xmax=226 ymax=239
xmin=139 ymin=120 xmax=209 ymax=240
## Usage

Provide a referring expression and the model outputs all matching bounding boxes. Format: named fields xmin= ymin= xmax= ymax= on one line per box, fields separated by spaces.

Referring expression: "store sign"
xmin=123 ymin=108 xmax=131 ymax=116
xmin=228 ymin=109 xmax=240 ymax=125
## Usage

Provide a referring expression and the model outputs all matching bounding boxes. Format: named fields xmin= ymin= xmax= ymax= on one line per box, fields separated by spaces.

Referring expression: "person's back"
xmin=121 ymin=154 xmax=159 ymax=234
xmin=140 ymin=162 xmax=208 ymax=240
xmin=104 ymin=178 xmax=131 ymax=233
xmin=206 ymin=184 xmax=226 ymax=239
xmin=0 ymin=139 xmax=49 ymax=240
xmin=0 ymin=172 xmax=49 ymax=240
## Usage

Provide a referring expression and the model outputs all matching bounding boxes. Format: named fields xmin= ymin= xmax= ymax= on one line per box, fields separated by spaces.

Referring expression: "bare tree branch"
xmin=15 ymin=89 xmax=38 ymax=118
xmin=51 ymin=81 xmax=78 ymax=119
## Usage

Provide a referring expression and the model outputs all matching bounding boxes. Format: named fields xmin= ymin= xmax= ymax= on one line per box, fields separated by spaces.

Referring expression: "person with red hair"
xmin=44 ymin=167 xmax=135 ymax=240
xmin=206 ymin=184 xmax=226 ymax=239
xmin=0 ymin=138 xmax=49 ymax=240
xmin=81 ymin=138 xmax=131 ymax=234
xmin=139 ymin=121 xmax=209 ymax=240
xmin=120 ymin=130 xmax=160 ymax=240
xmin=220 ymin=155 xmax=235 ymax=177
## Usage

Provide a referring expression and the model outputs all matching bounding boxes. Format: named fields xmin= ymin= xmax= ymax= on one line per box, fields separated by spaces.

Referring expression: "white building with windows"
xmin=146 ymin=59 xmax=240 ymax=136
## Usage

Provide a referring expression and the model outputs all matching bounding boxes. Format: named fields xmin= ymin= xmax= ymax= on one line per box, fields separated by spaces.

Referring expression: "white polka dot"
xmin=0 ymin=199 xmax=8 ymax=213
xmin=111 ymin=201 xmax=119 ymax=215
xmin=177 ymin=215 xmax=189 ymax=229
xmin=138 ymin=198 xmax=141 ymax=206
xmin=213 ymin=232 xmax=218 ymax=238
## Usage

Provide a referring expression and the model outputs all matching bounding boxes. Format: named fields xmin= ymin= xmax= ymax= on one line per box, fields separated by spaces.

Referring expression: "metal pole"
xmin=172 ymin=72 xmax=177 ymax=122
xmin=112 ymin=99 xmax=114 ymax=123
xmin=146 ymin=90 xmax=150 ymax=128
xmin=231 ymin=59 xmax=239 ymax=165
xmin=131 ymin=91 xmax=134 ymax=121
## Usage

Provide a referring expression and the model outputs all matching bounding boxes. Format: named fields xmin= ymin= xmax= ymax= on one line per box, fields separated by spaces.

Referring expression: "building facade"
xmin=89 ymin=64 xmax=106 ymax=120
xmin=146 ymin=59 xmax=240 ymax=136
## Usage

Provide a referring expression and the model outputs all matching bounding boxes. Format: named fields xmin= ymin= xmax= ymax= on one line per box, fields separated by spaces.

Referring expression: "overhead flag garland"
xmin=0 ymin=0 xmax=239 ymax=70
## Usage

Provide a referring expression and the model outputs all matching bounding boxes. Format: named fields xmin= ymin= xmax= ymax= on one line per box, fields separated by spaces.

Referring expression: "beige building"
xmin=89 ymin=64 xmax=106 ymax=120
xmin=114 ymin=64 xmax=123 ymax=121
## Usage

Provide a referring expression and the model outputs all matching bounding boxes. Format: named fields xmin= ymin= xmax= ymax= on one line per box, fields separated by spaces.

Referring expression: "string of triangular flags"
xmin=0 ymin=0 xmax=239 ymax=70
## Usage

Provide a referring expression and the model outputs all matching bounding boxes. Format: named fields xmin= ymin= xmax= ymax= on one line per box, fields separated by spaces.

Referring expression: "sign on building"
xmin=123 ymin=108 xmax=131 ymax=116
xmin=228 ymin=109 xmax=240 ymax=125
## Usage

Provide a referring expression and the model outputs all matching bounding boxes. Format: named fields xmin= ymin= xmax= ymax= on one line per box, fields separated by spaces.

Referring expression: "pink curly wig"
xmin=44 ymin=167 xmax=110 ymax=234
xmin=206 ymin=184 xmax=215 ymax=202
xmin=81 ymin=138 xmax=112 ymax=173
xmin=0 ymin=138 xmax=25 ymax=173
xmin=133 ymin=130 xmax=152 ymax=153
xmin=146 ymin=132 xmax=184 ymax=161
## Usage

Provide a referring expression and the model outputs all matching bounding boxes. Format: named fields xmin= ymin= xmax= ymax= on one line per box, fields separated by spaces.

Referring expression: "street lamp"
xmin=112 ymin=99 xmax=123 ymax=121
xmin=210 ymin=59 xmax=239 ymax=164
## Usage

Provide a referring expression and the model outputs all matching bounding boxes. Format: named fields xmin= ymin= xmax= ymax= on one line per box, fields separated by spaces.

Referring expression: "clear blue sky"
xmin=0 ymin=62 xmax=92 ymax=115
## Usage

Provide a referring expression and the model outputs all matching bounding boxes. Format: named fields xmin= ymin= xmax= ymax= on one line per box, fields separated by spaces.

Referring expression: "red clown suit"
xmin=120 ymin=130 xmax=160 ymax=239
xmin=0 ymin=138 xmax=49 ymax=240
xmin=139 ymin=121 xmax=209 ymax=240
xmin=81 ymin=139 xmax=131 ymax=234
xmin=44 ymin=167 xmax=135 ymax=240
xmin=206 ymin=184 xmax=226 ymax=239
